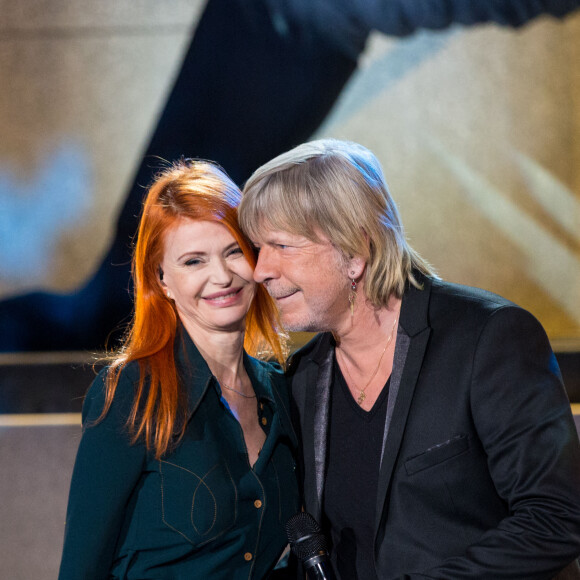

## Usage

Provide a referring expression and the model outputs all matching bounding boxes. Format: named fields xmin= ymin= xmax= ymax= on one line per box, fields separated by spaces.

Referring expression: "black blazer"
xmin=288 ymin=274 xmax=580 ymax=579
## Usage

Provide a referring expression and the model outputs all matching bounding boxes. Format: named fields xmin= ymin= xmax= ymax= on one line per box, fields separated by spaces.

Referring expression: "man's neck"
xmin=334 ymin=295 xmax=401 ymax=362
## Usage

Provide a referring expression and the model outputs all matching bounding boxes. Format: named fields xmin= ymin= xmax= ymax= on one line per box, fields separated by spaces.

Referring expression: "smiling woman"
xmin=160 ymin=219 xmax=256 ymax=339
xmin=58 ymin=159 xmax=298 ymax=580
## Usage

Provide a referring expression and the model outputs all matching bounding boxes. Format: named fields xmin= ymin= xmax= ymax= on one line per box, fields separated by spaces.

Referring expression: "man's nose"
xmin=253 ymin=246 xmax=276 ymax=283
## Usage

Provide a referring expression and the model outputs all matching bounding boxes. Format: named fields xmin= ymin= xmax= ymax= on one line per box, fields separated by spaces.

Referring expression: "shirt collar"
xmin=174 ymin=324 xmax=276 ymax=416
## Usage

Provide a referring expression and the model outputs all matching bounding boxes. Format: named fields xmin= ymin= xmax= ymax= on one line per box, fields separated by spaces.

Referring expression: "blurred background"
xmin=1 ymin=0 xmax=579 ymax=577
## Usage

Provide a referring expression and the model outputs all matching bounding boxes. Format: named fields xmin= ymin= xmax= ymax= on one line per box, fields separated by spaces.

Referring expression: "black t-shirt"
xmin=322 ymin=355 xmax=390 ymax=580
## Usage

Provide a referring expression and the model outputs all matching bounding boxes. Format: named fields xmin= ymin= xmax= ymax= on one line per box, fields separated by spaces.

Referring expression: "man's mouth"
xmin=267 ymin=287 xmax=299 ymax=301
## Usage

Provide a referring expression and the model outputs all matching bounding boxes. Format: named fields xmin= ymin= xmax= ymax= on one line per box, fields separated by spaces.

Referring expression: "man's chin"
xmin=280 ymin=316 xmax=303 ymax=333
xmin=281 ymin=315 xmax=320 ymax=334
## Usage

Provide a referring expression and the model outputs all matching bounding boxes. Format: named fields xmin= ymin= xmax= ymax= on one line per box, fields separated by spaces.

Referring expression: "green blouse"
xmin=59 ymin=330 xmax=300 ymax=579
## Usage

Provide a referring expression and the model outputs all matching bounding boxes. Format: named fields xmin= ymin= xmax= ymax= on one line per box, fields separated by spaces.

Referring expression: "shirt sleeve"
xmin=58 ymin=365 xmax=147 ymax=580
xmin=408 ymin=306 xmax=580 ymax=578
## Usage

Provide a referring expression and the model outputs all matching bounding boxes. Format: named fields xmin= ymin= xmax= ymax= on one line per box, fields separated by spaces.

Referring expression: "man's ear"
xmin=347 ymin=229 xmax=370 ymax=281
xmin=347 ymin=255 xmax=366 ymax=280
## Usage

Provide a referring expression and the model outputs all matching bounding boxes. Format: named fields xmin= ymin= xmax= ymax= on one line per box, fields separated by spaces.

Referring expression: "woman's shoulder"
xmin=246 ymin=355 xmax=288 ymax=398
xmin=82 ymin=359 xmax=143 ymax=423
xmin=87 ymin=359 xmax=142 ymax=396
xmin=247 ymin=355 xmax=284 ymax=377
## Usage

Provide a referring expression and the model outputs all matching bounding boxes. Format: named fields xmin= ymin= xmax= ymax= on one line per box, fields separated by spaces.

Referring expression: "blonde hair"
xmin=239 ymin=139 xmax=436 ymax=306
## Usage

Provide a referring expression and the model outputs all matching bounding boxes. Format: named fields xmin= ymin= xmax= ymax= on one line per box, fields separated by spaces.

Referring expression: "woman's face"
xmin=160 ymin=218 xmax=255 ymax=338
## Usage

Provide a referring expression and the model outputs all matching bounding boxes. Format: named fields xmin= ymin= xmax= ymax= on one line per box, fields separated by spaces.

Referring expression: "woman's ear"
xmin=158 ymin=266 xmax=169 ymax=294
xmin=158 ymin=266 xmax=173 ymax=300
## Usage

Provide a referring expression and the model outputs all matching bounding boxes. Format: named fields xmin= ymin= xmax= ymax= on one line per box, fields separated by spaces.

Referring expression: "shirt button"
xmin=260 ymin=402 xmax=264 ymax=410
xmin=244 ymin=552 xmax=253 ymax=562
xmin=254 ymin=499 xmax=262 ymax=509
xmin=261 ymin=417 xmax=267 ymax=426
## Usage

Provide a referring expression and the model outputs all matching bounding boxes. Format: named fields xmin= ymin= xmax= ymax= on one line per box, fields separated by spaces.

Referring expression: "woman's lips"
xmin=202 ymin=287 xmax=243 ymax=305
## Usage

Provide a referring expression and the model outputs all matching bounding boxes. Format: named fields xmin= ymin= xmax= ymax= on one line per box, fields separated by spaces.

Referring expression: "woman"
xmin=58 ymin=159 xmax=299 ymax=579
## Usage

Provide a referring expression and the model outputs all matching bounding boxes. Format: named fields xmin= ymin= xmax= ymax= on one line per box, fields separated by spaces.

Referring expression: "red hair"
xmin=100 ymin=159 xmax=287 ymax=459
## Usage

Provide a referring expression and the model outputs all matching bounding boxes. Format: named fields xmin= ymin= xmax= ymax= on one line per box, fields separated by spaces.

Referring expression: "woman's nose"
xmin=210 ymin=258 xmax=234 ymax=284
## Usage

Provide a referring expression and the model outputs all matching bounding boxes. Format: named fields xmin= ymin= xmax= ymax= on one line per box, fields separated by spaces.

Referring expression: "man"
xmin=238 ymin=139 xmax=580 ymax=579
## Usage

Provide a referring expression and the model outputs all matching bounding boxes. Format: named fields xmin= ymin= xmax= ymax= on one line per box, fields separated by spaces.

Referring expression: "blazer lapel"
xmin=375 ymin=276 xmax=432 ymax=533
xmin=300 ymin=334 xmax=334 ymax=521
xmin=313 ymin=346 xmax=334 ymax=510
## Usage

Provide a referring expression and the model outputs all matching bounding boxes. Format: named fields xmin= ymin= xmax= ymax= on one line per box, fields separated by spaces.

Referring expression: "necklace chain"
xmin=339 ymin=315 xmax=398 ymax=406
xmin=219 ymin=380 xmax=256 ymax=399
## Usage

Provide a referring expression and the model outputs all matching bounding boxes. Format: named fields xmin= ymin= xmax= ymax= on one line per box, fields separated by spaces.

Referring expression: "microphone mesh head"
xmin=286 ymin=512 xmax=329 ymax=560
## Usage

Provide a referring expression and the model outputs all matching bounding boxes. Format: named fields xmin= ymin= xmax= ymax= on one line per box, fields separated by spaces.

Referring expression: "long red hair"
xmin=100 ymin=159 xmax=287 ymax=459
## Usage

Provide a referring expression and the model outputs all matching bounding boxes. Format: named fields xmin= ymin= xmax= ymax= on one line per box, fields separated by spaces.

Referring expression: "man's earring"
xmin=348 ymin=276 xmax=357 ymax=317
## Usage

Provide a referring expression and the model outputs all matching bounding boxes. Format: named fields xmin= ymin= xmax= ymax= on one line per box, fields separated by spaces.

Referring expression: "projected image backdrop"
xmin=0 ymin=0 xmax=578 ymax=349
xmin=315 ymin=23 xmax=580 ymax=343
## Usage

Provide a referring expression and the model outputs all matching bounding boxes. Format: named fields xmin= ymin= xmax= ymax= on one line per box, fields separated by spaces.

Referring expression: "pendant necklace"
xmin=340 ymin=316 xmax=398 ymax=406
xmin=219 ymin=381 xmax=256 ymax=399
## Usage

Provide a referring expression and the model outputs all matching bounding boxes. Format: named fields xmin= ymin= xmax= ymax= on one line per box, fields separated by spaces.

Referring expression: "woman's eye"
xmin=185 ymin=258 xmax=202 ymax=266
xmin=227 ymin=247 xmax=244 ymax=257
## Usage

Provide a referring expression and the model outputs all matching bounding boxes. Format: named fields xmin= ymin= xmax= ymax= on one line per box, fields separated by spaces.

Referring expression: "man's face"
xmin=252 ymin=227 xmax=351 ymax=333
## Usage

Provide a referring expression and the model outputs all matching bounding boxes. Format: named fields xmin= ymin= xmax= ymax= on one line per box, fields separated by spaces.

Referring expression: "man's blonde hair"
xmin=239 ymin=139 xmax=435 ymax=306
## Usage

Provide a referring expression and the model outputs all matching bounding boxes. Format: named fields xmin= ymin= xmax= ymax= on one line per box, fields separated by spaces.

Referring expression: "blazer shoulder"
xmin=431 ymin=278 xmax=515 ymax=310
xmin=428 ymin=279 xmax=551 ymax=349
xmin=429 ymin=278 xmax=524 ymax=322
xmin=287 ymin=333 xmax=331 ymax=376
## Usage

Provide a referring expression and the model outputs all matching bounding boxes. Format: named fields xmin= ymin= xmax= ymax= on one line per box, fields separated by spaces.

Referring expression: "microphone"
xmin=286 ymin=512 xmax=337 ymax=580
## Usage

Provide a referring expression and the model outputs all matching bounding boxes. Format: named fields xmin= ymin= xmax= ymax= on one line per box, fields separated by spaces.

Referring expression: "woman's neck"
xmin=181 ymin=320 xmax=246 ymax=381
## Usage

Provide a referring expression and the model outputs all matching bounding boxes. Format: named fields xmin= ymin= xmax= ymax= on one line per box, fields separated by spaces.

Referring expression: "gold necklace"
xmin=220 ymin=381 xmax=256 ymax=399
xmin=339 ymin=316 xmax=398 ymax=406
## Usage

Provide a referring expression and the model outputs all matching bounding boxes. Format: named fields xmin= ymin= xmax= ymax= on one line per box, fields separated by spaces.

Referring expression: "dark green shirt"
xmin=59 ymin=331 xmax=299 ymax=579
